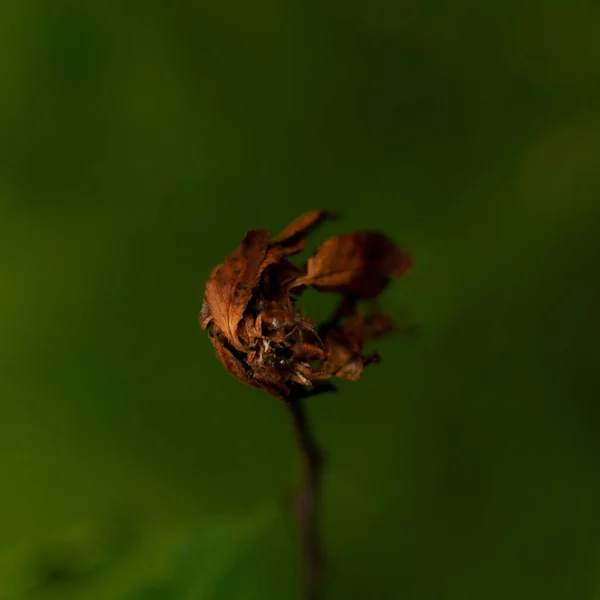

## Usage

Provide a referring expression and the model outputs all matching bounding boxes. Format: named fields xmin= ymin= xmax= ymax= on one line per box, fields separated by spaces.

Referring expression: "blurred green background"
xmin=2 ymin=0 xmax=600 ymax=598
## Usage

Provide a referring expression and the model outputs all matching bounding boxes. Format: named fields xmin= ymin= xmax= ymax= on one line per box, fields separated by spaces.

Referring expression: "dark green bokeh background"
xmin=2 ymin=1 xmax=600 ymax=598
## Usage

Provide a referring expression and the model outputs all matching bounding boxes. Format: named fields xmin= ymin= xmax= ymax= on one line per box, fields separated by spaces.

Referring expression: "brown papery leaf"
xmin=294 ymin=232 xmax=412 ymax=298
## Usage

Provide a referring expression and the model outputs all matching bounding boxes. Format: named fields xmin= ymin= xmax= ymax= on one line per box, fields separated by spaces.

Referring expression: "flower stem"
xmin=287 ymin=397 xmax=325 ymax=600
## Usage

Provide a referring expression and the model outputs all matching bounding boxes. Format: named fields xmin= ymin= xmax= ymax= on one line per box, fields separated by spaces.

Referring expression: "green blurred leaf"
xmin=172 ymin=505 xmax=280 ymax=600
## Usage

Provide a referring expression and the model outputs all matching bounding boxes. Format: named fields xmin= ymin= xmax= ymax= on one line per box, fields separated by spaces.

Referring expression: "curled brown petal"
xmin=199 ymin=299 xmax=212 ymax=329
xmin=294 ymin=343 xmax=325 ymax=362
xmin=272 ymin=209 xmax=330 ymax=252
xmin=238 ymin=312 xmax=261 ymax=344
xmin=203 ymin=230 xmax=269 ymax=348
xmin=293 ymin=232 xmax=412 ymax=298
xmin=212 ymin=336 xmax=258 ymax=390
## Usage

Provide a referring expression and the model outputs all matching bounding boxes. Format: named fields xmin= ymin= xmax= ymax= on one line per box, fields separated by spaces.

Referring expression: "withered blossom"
xmin=199 ymin=210 xmax=412 ymax=402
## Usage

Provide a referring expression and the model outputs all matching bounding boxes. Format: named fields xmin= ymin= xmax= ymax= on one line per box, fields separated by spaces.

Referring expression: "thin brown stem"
xmin=287 ymin=396 xmax=325 ymax=600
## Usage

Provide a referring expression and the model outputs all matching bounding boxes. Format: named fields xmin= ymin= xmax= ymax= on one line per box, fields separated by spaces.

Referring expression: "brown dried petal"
xmin=294 ymin=343 xmax=325 ymax=362
xmin=321 ymin=310 xmax=373 ymax=381
xmin=259 ymin=261 xmax=303 ymax=303
xmin=271 ymin=209 xmax=329 ymax=255
xmin=203 ymin=230 xmax=269 ymax=348
xmin=213 ymin=336 xmax=258 ymax=390
xmin=199 ymin=299 xmax=212 ymax=328
xmin=214 ymin=336 xmax=290 ymax=400
xmin=238 ymin=312 xmax=261 ymax=344
xmin=293 ymin=232 xmax=412 ymax=298
xmin=322 ymin=329 xmax=363 ymax=380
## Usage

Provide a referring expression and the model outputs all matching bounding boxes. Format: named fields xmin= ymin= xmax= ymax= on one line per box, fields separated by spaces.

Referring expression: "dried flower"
xmin=199 ymin=210 xmax=412 ymax=401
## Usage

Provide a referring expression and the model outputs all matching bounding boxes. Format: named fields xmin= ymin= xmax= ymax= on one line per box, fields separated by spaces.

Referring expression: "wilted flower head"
xmin=199 ymin=210 xmax=412 ymax=402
